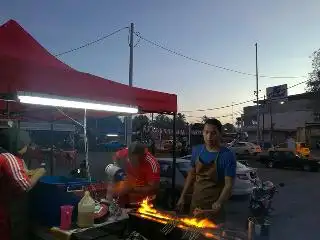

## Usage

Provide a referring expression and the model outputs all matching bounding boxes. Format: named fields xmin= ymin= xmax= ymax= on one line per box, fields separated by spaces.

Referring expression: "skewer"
xmin=161 ymin=219 xmax=179 ymax=235
xmin=182 ymin=229 xmax=191 ymax=239
xmin=161 ymin=220 xmax=175 ymax=233
xmin=182 ymin=226 xmax=196 ymax=239
xmin=189 ymin=227 xmax=202 ymax=240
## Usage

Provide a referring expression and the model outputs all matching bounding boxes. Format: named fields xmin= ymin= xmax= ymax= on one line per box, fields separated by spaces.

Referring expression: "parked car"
xmin=272 ymin=142 xmax=310 ymax=158
xmin=252 ymin=141 xmax=274 ymax=150
xmin=260 ymin=149 xmax=320 ymax=171
xmin=230 ymin=141 xmax=261 ymax=156
xmin=156 ymin=157 xmax=257 ymax=209
xmin=161 ymin=140 xmax=182 ymax=152
xmin=102 ymin=141 xmax=126 ymax=152
xmin=258 ymin=142 xmax=275 ymax=162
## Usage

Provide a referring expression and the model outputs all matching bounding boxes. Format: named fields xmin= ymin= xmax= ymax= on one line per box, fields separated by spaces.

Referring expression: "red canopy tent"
xmin=0 ymin=19 xmax=177 ymax=120
xmin=0 ymin=20 xmax=180 ymax=197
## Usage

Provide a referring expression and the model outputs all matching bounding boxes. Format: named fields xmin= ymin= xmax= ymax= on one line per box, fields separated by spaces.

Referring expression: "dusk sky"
xmin=1 ymin=0 xmax=319 ymax=123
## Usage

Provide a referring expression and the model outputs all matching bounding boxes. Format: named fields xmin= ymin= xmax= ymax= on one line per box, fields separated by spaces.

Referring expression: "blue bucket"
xmin=29 ymin=176 xmax=94 ymax=226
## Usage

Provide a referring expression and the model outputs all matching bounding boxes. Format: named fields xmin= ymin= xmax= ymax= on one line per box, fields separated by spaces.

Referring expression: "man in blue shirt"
xmin=176 ymin=118 xmax=236 ymax=222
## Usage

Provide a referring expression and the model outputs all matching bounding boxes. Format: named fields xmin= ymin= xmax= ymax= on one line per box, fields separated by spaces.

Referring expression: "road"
xmin=226 ymin=160 xmax=320 ymax=240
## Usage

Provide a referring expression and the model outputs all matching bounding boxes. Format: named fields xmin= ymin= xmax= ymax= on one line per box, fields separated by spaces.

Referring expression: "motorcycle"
xmin=249 ymin=179 xmax=284 ymax=219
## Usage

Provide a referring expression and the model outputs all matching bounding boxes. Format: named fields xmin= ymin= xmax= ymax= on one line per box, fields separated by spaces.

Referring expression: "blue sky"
xmin=1 ymin=0 xmax=319 ymax=123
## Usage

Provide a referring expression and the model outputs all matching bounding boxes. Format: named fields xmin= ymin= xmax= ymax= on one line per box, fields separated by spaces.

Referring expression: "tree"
xmin=307 ymin=49 xmax=320 ymax=92
xmin=132 ymin=115 xmax=150 ymax=132
xmin=154 ymin=114 xmax=172 ymax=129
xmin=236 ymin=117 xmax=242 ymax=129
xmin=202 ymin=115 xmax=209 ymax=123
xmin=307 ymin=49 xmax=320 ymax=121
xmin=223 ymin=123 xmax=235 ymax=132
xmin=175 ymin=113 xmax=187 ymax=129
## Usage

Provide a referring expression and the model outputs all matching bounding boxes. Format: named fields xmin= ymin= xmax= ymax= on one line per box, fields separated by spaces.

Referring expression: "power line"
xmin=181 ymin=80 xmax=308 ymax=113
xmin=135 ymin=32 xmax=307 ymax=79
xmin=186 ymin=113 xmax=233 ymax=119
xmin=54 ymin=26 xmax=129 ymax=57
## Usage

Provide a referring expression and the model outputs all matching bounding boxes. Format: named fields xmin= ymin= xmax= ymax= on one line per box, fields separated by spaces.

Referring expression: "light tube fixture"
xmin=106 ymin=134 xmax=119 ymax=137
xmin=17 ymin=92 xmax=138 ymax=114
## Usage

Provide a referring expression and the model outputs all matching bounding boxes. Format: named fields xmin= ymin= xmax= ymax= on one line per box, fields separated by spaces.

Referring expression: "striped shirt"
xmin=114 ymin=148 xmax=160 ymax=186
xmin=0 ymin=153 xmax=31 ymax=192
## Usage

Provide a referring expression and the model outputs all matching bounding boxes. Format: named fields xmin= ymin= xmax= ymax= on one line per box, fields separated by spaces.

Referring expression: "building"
xmin=242 ymin=92 xmax=320 ymax=147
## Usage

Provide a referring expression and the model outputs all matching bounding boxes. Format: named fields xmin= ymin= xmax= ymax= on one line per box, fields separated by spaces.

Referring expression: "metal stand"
xmin=171 ymin=112 xmax=177 ymax=209
xmin=248 ymin=217 xmax=271 ymax=240
xmin=83 ymin=108 xmax=91 ymax=182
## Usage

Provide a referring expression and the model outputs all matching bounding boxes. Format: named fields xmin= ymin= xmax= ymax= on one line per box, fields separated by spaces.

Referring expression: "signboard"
xmin=266 ymin=84 xmax=288 ymax=102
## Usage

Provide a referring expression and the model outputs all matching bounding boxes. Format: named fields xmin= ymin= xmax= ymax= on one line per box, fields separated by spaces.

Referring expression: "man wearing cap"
xmin=113 ymin=142 xmax=160 ymax=205
xmin=0 ymin=129 xmax=46 ymax=240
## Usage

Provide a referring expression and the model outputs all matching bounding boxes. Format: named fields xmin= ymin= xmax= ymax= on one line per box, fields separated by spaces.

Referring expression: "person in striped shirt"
xmin=113 ymin=142 xmax=160 ymax=205
xmin=0 ymin=129 xmax=46 ymax=240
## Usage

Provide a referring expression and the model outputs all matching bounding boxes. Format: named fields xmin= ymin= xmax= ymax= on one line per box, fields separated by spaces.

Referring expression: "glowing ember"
xmin=137 ymin=198 xmax=217 ymax=229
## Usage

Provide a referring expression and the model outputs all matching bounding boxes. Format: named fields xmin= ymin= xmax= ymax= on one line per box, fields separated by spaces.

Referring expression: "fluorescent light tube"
xmin=107 ymin=134 xmax=119 ymax=137
xmin=17 ymin=93 xmax=138 ymax=114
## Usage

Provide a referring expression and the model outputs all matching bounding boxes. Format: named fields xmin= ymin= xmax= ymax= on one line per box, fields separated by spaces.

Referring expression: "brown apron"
xmin=190 ymin=149 xmax=225 ymax=223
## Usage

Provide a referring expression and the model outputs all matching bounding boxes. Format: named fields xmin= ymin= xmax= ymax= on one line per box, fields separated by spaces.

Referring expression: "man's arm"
xmin=2 ymin=153 xmax=31 ymax=191
xmin=179 ymin=147 xmax=197 ymax=199
xmin=131 ymin=181 xmax=159 ymax=194
xmin=216 ymin=151 xmax=236 ymax=204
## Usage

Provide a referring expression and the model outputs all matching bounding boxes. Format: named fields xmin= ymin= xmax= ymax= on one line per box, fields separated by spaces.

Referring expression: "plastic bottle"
xmin=77 ymin=191 xmax=95 ymax=228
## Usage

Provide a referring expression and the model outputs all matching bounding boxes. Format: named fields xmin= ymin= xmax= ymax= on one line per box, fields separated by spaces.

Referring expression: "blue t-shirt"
xmin=190 ymin=145 xmax=236 ymax=180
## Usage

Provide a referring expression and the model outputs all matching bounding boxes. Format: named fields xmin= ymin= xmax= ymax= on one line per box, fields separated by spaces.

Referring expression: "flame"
xmin=137 ymin=198 xmax=218 ymax=230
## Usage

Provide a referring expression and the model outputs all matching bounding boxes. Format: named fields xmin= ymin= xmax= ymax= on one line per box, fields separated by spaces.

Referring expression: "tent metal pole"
xmin=126 ymin=22 xmax=134 ymax=146
xmin=171 ymin=112 xmax=177 ymax=209
xmin=50 ymin=120 xmax=54 ymax=176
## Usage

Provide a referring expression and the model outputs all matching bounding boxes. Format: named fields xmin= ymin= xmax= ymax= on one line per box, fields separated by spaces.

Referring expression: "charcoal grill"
xmin=128 ymin=212 xmax=220 ymax=240
xmin=128 ymin=212 xmax=248 ymax=240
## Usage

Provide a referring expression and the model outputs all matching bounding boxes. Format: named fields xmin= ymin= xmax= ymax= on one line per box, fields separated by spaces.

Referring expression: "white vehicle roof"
xmin=157 ymin=157 xmax=190 ymax=163
xmin=158 ymin=156 xmax=254 ymax=172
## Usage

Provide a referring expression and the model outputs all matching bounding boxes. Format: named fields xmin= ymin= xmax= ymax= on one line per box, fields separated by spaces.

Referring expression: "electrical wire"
xmin=56 ymin=108 xmax=84 ymax=127
xmin=180 ymin=80 xmax=308 ymax=113
xmin=54 ymin=26 xmax=129 ymax=57
xmin=186 ymin=113 xmax=233 ymax=119
xmin=134 ymin=32 xmax=307 ymax=79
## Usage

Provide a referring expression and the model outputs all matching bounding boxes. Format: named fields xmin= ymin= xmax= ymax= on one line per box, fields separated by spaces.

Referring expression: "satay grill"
xmin=128 ymin=199 xmax=247 ymax=240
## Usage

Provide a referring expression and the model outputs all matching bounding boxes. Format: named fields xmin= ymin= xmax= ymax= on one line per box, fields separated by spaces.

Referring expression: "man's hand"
xmin=193 ymin=207 xmax=203 ymax=216
xmin=29 ymin=168 xmax=46 ymax=190
xmin=28 ymin=168 xmax=46 ymax=178
xmin=211 ymin=202 xmax=222 ymax=213
xmin=193 ymin=202 xmax=222 ymax=217
xmin=176 ymin=196 xmax=185 ymax=212
xmin=115 ymin=180 xmax=133 ymax=196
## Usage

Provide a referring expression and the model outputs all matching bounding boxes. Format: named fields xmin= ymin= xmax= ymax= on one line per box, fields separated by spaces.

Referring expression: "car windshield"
xmin=247 ymin=142 xmax=256 ymax=147
xmin=263 ymin=142 xmax=272 ymax=149
xmin=236 ymin=161 xmax=247 ymax=170
xmin=181 ymin=155 xmax=192 ymax=160
xmin=159 ymin=161 xmax=191 ymax=178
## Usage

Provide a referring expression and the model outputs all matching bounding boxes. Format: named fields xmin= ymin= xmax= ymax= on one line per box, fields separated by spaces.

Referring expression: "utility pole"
xmin=262 ymin=95 xmax=265 ymax=143
xmin=126 ymin=23 xmax=134 ymax=146
xmin=255 ymin=43 xmax=260 ymax=145
xmin=270 ymin=102 xmax=273 ymax=143
xmin=231 ymin=102 xmax=234 ymax=127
